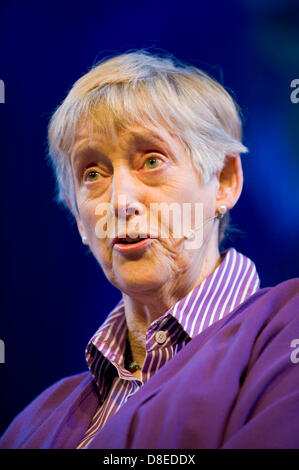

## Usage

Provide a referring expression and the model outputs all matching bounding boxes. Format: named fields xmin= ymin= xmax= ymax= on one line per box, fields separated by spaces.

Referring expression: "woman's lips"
xmin=113 ymin=237 xmax=154 ymax=254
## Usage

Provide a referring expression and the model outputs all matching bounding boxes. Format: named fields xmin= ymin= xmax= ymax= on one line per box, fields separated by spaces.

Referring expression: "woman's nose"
xmin=109 ymin=168 xmax=144 ymax=220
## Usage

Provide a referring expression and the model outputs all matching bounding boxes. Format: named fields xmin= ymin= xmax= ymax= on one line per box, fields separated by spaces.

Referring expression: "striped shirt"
xmin=77 ymin=247 xmax=260 ymax=448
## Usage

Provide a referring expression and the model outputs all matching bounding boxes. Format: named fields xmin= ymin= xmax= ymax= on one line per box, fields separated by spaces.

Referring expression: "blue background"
xmin=0 ymin=0 xmax=298 ymax=435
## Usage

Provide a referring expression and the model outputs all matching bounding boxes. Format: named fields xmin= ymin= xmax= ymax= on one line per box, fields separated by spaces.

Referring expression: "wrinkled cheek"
xmin=89 ymin=239 xmax=113 ymax=273
xmin=157 ymin=234 xmax=185 ymax=260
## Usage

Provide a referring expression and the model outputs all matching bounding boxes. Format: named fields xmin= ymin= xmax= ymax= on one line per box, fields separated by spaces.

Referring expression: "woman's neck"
xmin=122 ymin=243 xmax=222 ymax=370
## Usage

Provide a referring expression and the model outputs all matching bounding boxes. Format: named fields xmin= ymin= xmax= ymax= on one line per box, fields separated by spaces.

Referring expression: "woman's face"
xmin=70 ymin=124 xmax=220 ymax=297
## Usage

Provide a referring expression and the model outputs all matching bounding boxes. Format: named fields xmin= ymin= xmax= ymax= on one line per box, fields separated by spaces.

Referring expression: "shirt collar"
xmin=169 ymin=247 xmax=260 ymax=337
xmin=85 ymin=247 xmax=260 ymax=398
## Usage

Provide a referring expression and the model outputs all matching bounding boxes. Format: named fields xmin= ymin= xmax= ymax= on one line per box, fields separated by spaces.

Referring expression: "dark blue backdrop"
xmin=0 ymin=0 xmax=298 ymax=435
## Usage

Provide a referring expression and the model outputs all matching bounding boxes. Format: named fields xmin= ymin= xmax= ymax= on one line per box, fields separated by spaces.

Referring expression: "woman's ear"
xmin=216 ymin=154 xmax=243 ymax=210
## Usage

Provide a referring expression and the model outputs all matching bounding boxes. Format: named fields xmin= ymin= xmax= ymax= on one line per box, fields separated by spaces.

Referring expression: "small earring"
xmin=216 ymin=205 xmax=227 ymax=219
xmin=82 ymin=236 xmax=88 ymax=245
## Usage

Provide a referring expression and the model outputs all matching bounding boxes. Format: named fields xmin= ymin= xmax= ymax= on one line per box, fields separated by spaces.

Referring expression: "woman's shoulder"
xmin=0 ymin=370 xmax=97 ymax=448
xmin=230 ymin=276 xmax=299 ymax=323
xmin=259 ymin=277 xmax=299 ymax=295
xmin=17 ymin=370 xmax=94 ymax=413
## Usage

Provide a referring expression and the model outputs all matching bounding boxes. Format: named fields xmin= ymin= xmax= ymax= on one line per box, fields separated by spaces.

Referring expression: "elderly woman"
xmin=1 ymin=51 xmax=298 ymax=449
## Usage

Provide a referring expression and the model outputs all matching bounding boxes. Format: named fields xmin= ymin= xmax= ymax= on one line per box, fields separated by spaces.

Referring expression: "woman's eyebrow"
xmin=129 ymin=130 xmax=168 ymax=147
xmin=71 ymin=143 xmax=107 ymax=166
xmin=71 ymin=139 xmax=91 ymax=163
xmin=127 ymin=132 xmax=177 ymax=159
xmin=70 ymin=130 xmax=175 ymax=167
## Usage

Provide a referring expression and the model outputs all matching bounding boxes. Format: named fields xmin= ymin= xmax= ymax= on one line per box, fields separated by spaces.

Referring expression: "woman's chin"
xmin=113 ymin=264 xmax=168 ymax=295
xmin=100 ymin=243 xmax=172 ymax=294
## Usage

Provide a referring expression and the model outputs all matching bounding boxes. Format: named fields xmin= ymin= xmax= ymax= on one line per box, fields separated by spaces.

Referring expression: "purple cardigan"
xmin=1 ymin=278 xmax=299 ymax=449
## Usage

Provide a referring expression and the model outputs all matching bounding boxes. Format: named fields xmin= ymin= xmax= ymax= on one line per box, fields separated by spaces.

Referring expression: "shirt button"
xmin=155 ymin=330 xmax=167 ymax=344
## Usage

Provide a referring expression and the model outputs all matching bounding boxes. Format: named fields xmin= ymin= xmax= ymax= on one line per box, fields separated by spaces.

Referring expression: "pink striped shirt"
xmin=77 ymin=247 xmax=260 ymax=448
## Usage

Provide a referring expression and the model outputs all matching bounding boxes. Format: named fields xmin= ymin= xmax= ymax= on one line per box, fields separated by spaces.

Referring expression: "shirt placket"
xmin=141 ymin=319 xmax=172 ymax=382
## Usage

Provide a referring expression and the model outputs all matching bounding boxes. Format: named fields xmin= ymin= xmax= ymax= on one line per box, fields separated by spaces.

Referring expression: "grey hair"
xmin=47 ymin=50 xmax=248 ymax=244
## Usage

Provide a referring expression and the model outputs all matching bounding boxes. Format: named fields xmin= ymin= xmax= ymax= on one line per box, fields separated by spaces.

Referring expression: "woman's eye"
xmin=84 ymin=169 xmax=101 ymax=182
xmin=144 ymin=156 xmax=162 ymax=170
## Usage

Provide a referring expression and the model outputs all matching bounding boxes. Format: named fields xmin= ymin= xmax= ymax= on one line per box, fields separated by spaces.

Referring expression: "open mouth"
xmin=113 ymin=235 xmax=153 ymax=253
xmin=114 ymin=235 xmax=150 ymax=245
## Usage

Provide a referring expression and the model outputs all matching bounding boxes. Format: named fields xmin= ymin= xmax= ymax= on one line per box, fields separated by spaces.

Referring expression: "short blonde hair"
xmin=47 ymin=50 xmax=248 ymax=243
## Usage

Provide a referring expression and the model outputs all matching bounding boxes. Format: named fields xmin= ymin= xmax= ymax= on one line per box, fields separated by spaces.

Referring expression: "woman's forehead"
xmin=71 ymin=121 xmax=180 ymax=156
